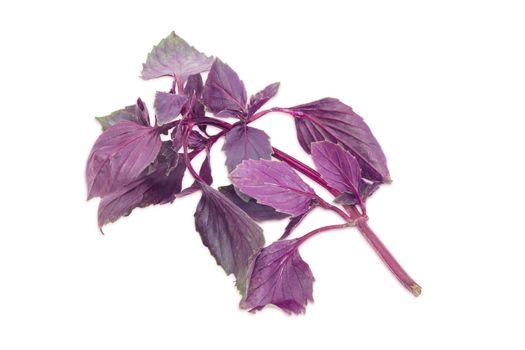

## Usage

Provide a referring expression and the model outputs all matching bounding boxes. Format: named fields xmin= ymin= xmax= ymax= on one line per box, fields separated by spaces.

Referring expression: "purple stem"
xmin=182 ymin=126 xmax=205 ymax=183
xmin=176 ymin=77 xmax=184 ymax=94
xmin=314 ymin=195 xmax=353 ymax=222
xmin=271 ymin=148 xmax=338 ymax=196
xmin=248 ymin=107 xmax=307 ymax=123
xmin=248 ymin=108 xmax=279 ymax=123
xmin=192 ymin=117 xmax=232 ymax=130
xmin=344 ymin=205 xmax=421 ymax=296
xmin=298 ymin=223 xmax=350 ymax=244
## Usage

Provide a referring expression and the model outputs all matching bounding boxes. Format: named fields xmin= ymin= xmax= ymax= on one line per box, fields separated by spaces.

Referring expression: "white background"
xmin=1 ymin=1 xmax=524 ymax=349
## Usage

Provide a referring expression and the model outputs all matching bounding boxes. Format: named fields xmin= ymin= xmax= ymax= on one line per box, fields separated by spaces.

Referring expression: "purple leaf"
xmin=247 ymin=82 xmax=280 ymax=116
xmin=98 ymin=142 xmax=186 ymax=227
xmin=95 ymin=98 xmax=150 ymax=131
xmin=218 ymin=185 xmax=289 ymax=222
xmin=96 ymin=105 xmax=136 ymax=130
xmin=184 ymin=74 xmax=205 ymax=118
xmin=171 ymin=121 xmax=183 ymax=152
xmin=170 ymin=122 xmax=208 ymax=152
xmin=311 ymin=141 xmax=361 ymax=198
xmin=141 ymin=32 xmax=213 ymax=81
xmin=222 ymin=124 xmax=272 ymax=173
xmin=291 ymin=98 xmax=390 ymax=182
xmin=98 ymin=180 xmax=149 ymax=228
xmin=334 ymin=180 xmax=381 ymax=205
xmin=198 ymin=150 xmax=213 ymax=185
xmin=154 ymin=92 xmax=188 ymax=126
xmin=184 ymin=73 xmax=204 ymax=96
xmin=140 ymin=144 xmax=187 ymax=205
xmin=86 ymin=121 xmax=162 ymax=199
xmin=230 ymin=160 xmax=316 ymax=216
xmin=176 ymin=150 xmax=213 ymax=198
xmin=279 ymin=207 xmax=313 ymax=240
xmin=240 ymin=239 xmax=314 ymax=314
xmin=135 ymin=98 xmax=150 ymax=126
xmin=194 ymin=184 xmax=265 ymax=294
xmin=175 ymin=183 xmax=200 ymax=198
xmin=187 ymin=130 xmax=208 ymax=149
xmin=203 ymin=59 xmax=247 ymax=118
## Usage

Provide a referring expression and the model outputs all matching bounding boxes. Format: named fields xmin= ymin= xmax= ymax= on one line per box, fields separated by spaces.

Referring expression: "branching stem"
xmin=171 ymin=110 xmax=421 ymax=297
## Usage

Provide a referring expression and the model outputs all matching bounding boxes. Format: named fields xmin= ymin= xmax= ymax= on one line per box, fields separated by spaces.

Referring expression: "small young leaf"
xmin=95 ymin=98 xmax=150 ymax=131
xmin=334 ymin=180 xmax=380 ymax=205
xmin=184 ymin=74 xmax=205 ymax=118
xmin=202 ymin=59 xmax=247 ymax=118
xmin=154 ymin=92 xmax=188 ymax=126
xmin=311 ymin=141 xmax=361 ymax=197
xmin=230 ymin=160 xmax=316 ymax=216
xmin=291 ymin=98 xmax=390 ymax=182
xmin=279 ymin=207 xmax=312 ymax=240
xmin=97 ymin=143 xmax=186 ymax=227
xmin=170 ymin=123 xmax=208 ymax=151
xmin=240 ymin=239 xmax=314 ymax=314
xmin=222 ymin=124 xmax=272 ymax=173
xmin=247 ymin=82 xmax=280 ymax=116
xmin=187 ymin=130 xmax=208 ymax=149
xmin=176 ymin=150 xmax=213 ymax=198
xmin=198 ymin=151 xmax=213 ymax=185
xmin=135 ymin=98 xmax=150 ymax=126
xmin=218 ymin=185 xmax=289 ymax=222
xmin=86 ymin=121 xmax=162 ymax=199
xmin=184 ymin=73 xmax=204 ymax=96
xmin=141 ymin=32 xmax=213 ymax=81
xmin=195 ymin=184 xmax=265 ymax=294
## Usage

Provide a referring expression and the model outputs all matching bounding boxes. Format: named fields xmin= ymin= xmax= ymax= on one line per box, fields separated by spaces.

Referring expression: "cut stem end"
xmin=410 ymin=284 xmax=422 ymax=297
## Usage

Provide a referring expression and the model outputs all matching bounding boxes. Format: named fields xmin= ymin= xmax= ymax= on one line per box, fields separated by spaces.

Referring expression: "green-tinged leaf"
xmin=194 ymin=184 xmax=265 ymax=294
xmin=141 ymin=32 xmax=213 ymax=81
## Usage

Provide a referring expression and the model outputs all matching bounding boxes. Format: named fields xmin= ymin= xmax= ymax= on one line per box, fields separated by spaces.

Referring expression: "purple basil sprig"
xmin=86 ymin=32 xmax=421 ymax=315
